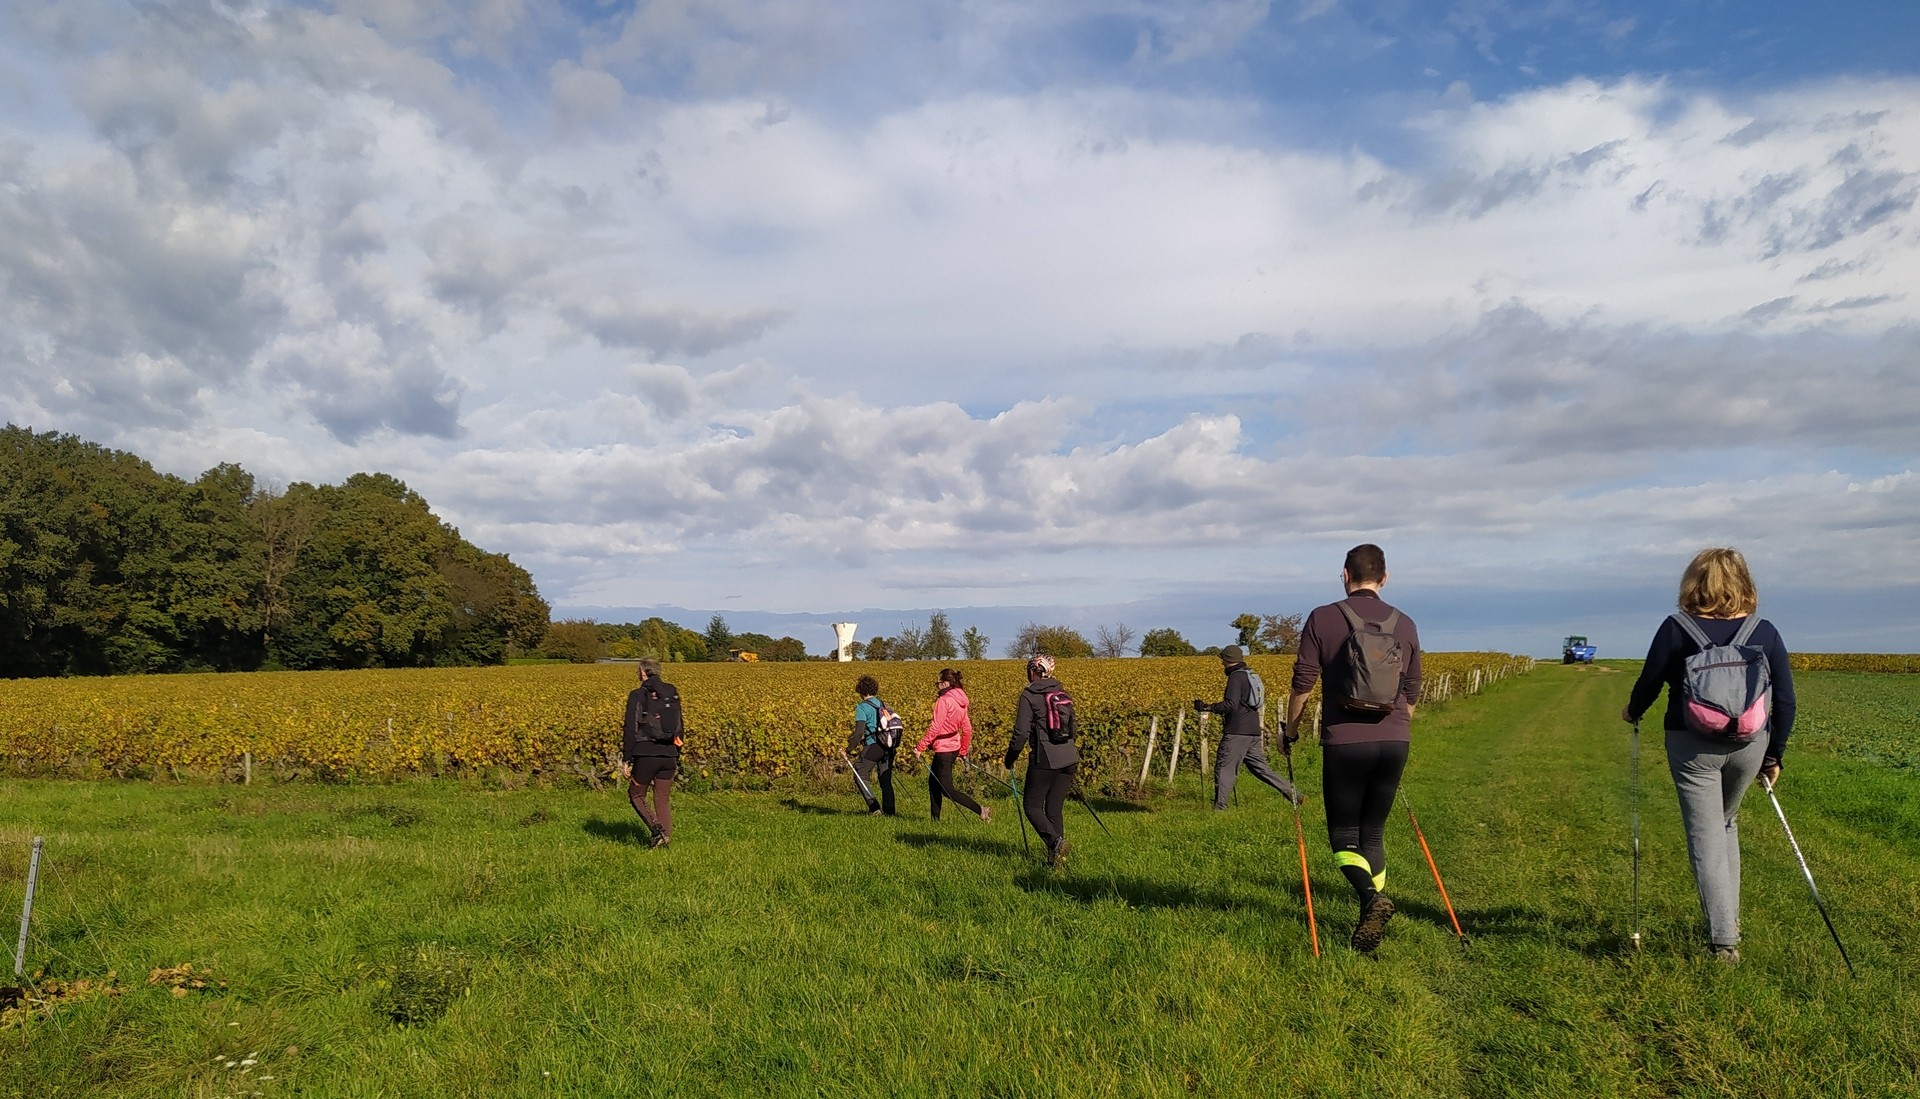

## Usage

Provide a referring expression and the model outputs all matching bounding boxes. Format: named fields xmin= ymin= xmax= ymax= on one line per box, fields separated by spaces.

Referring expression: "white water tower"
xmin=832 ymin=622 xmax=858 ymax=662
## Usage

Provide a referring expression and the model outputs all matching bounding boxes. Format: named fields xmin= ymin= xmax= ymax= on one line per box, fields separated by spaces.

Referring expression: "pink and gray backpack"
xmin=1670 ymin=614 xmax=1772 ymax=739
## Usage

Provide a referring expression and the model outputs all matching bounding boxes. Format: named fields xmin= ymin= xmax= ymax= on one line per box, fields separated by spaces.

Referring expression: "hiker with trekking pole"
xmin=1196 ymin=645 xmax=1303 ymax=810
xmin=1623 ymin=547 xmax=1809 ymax=967
xmin=913 ymin=668 xmax=991 ymax=824
xmin=1285 ymin=543 xmax=1425 ymax=953
xmin=845 ymin=675 xmax=902 ymax=816
xmin=1003 ymin=655 xmax=1080 ymax=868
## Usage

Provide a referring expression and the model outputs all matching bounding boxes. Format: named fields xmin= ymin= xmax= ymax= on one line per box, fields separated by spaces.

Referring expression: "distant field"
xmin=2 ymin=666 xmax=1914 ymax=1098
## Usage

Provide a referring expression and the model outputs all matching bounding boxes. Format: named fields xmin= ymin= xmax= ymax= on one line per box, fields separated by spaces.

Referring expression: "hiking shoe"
xmin=1047 ymin=840 xmax=1072 ymax=869
xmin=979 ymin=806 xmax=992 ymax=823
xmin=1351 ymin=895 xmax=1396 ymax=953
xmin=649 ymin=832 xmax=669 ymax=850
xmin=1711 ymin=945 xmax=1740 ymax=966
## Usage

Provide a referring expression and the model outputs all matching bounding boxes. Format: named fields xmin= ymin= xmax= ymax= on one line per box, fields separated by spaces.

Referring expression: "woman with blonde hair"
xmin=1623 ymin=547 xmax=1797 ymax=963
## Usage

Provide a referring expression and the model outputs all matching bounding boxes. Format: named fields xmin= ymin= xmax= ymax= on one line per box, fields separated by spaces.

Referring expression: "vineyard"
xmin=0 ymin=653 xmax=1534 ymax=789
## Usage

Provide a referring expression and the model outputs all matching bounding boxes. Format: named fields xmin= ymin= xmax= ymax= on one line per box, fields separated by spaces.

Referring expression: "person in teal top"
xmin=847 ymin=674 xmax=898 ymax=815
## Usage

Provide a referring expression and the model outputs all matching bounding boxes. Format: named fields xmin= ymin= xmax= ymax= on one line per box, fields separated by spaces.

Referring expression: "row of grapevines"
xmin=0 ymin=653 xmax=1533 ymax=786
xmin=1790 ymin=653 xmax=1920 ymax=674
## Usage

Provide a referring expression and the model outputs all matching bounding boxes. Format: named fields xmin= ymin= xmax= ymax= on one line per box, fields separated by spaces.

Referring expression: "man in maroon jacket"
xmin=1284 ymin=543 xmax=1422 ymax=953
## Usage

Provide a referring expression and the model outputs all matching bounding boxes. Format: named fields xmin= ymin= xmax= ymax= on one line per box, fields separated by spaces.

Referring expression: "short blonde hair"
xmin=1678 ymin=547 xmax=1758 ymax=618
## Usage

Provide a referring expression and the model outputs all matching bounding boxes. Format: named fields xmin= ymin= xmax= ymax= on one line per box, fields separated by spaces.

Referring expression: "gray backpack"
xmin=1670 ymin=614 xmax=1772 ymax=739
xmin=1243 ymin=669 xmax=1266 ymax=713
xmin=1337 ymin=602 xmax=1405 ymax=715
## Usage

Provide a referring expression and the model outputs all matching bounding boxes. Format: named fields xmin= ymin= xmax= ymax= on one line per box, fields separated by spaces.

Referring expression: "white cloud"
xmin=2 ymin=3 xmax=1918 ymax=642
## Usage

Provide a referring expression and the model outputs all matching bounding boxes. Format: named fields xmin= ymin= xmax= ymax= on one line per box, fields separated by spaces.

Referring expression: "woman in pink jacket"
xmin=914 ymin=668 xmax=990 ymax=822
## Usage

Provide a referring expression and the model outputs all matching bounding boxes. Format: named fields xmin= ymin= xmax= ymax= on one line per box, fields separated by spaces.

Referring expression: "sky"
xmin=3 ymin=0 xmax=1918 ymax=659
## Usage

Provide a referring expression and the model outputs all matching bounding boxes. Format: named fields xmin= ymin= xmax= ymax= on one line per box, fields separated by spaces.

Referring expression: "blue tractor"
xmin=1563 ymin=635 xmax=1597 ymax=664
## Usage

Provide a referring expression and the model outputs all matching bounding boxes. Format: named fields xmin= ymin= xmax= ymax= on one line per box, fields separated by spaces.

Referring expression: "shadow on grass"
xmin=895 ymin=830 xmax=1022 ymax=858
xmin=581 ymin=815 xmax=652 ymax=845
xmin=1076 ymin=795 xmax=1151 ymax=814
xmin=1341 ymin=898 xmax=1632 ymax=958
xmin=1015 ymin=871 xmax=1265 ymax=913
xmin=778 ymin=797 xmax=870 ymax=817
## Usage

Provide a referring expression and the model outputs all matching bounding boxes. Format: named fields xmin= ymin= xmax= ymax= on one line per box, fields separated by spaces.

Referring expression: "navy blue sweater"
xmin=1627 ymin=614 xmax=1796 ymax=765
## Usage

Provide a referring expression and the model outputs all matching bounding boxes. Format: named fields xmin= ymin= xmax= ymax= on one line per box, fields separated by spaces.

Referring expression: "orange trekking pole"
xmin=1400 ymin=789 xmax=1467 ymax=947
xmin=1284 ymin=742 xmax=1319 ymax=957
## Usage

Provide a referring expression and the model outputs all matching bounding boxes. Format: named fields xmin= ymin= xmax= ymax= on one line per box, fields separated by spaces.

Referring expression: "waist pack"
xmin=1671 ymin=614 xmax=1771 ymax=739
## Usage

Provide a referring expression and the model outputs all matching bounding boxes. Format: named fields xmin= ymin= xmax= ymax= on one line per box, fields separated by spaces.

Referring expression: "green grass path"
xmin=2 ymin=666 xmax=1916 ymax=1097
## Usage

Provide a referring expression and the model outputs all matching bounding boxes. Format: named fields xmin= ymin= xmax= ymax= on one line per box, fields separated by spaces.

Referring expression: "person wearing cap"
xmin=1285 ymin=543 xmax=1423 ymax=953
xmin=1003 ymin=654 xmax=1079 ymax=867
xmin=1194 ymin=645 xmax=1301 ymax=810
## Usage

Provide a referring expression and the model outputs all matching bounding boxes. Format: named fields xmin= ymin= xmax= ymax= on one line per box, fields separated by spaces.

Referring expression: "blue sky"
xmin=2 ymin=0 xmax=1917 ymax=658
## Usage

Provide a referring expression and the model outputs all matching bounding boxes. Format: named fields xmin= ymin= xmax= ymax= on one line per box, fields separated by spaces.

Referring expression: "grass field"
xmin=2 ymin=665 xmax=1916 ymax=1097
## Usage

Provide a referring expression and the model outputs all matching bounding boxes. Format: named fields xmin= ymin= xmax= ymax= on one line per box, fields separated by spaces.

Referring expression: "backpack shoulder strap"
xmin=1730 ymin=616 xmax=1762 ymax=647
xmin=1669 ymin=612 xmax=1712 ymax=649
xmin=1379 ymin=609 xmax=1400 ymax=633
xmin=1337 ymin=601 xmax=1365 ymax=632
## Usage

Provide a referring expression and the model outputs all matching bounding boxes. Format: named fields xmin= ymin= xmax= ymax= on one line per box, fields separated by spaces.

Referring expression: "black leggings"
xmin=928 ymin=752 xmax=983 ymax=819
xmin=1022 ymin=762 xmax=1076 ymax=852
xmin=1322 ymin=740 xmax=1409 ymax=903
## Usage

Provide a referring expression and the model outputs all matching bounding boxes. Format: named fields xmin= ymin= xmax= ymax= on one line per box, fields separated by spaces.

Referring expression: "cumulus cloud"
xmin=1 ymin=2 xmax=1918 ymax=641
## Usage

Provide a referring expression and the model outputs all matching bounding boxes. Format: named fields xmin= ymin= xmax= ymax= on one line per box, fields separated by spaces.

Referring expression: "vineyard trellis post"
xmin=1167 ymin=711 xmax=1185 ymax=781
xmin=1138 ymin=716 xmax=1159 ymax=785
xmin=14 ymin=836 xmax=44 ymax=979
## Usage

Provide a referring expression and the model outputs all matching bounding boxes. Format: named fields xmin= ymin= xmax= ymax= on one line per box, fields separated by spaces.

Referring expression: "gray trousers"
xmin=1213 ymin=734 xmax=1299 ymax=810
xmin=1665 ymin=727 xmax=1767 ymax=946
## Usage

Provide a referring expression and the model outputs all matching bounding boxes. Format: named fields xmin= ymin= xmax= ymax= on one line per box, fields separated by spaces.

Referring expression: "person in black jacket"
xmin=621 ymin=659 xmax=682 ymax=848
xmin=1004 ymin=655 xmax=1079 ymax=867
xmin=1195 ymin=645 xmax=1301 ymax=810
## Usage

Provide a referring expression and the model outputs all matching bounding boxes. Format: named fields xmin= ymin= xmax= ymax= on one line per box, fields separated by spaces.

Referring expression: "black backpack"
xmin=1040 ymin=687 xmax=1075 ymax=744
xmin=643 ymin=680 xmax=683 ymax=744
xmin=1336 ymin=602 xmax=1405 ymax=715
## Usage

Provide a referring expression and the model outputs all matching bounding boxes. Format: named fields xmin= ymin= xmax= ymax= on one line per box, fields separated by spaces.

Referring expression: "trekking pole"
xmin=840 ymin=748 xmax=877 ymax=809
xmin=1631 ymin=720 xmax=1642 ymax=953
xmin=1071 ymin=780 xmax=1111 ymax=837
xmin=1760 ymin=775 xmax=1856 ymax=977
xmin=960 ymin=755 xmax=1030 ymax=858
xmin=1400 ymin=789 xmax=1467 ymax=947
xmin=1007 ymin=774 xmax=1033 ymax=860
xmin=1284 ymin=747 xmax=1320 ymax=958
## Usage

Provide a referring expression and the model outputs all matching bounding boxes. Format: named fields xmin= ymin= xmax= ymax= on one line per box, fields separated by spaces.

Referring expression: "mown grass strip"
xmin=1 ymin=666 xmax=1914 ymax=1098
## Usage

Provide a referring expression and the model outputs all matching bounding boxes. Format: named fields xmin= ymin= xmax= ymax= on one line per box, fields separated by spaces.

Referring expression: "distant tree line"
xmin=1 ymin=426 xmax=549 ymax=677
xmin=852 ymin=612 xmax=991 ymax=661
xmin=1004 ymin=612 xmax=1305 ymax=659
xmin=537 ymin=613 xmax=814 ymax=664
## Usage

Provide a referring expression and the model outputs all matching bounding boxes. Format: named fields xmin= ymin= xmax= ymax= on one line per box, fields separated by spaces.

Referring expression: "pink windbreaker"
xmin=914 ymin=687 xmax=973 ymax=755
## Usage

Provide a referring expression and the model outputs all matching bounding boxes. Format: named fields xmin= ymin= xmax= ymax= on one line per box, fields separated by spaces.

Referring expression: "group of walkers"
xmin=617 ymin=542 xmax=1802 ymax=963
